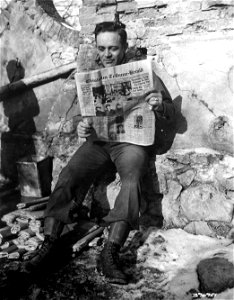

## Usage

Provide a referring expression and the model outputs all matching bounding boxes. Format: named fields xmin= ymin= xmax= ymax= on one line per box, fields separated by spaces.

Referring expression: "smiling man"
xmin=25 ymin=21 xmax=175 ymax=285
xmin=95 ymin=23 xmax=127 ymax=67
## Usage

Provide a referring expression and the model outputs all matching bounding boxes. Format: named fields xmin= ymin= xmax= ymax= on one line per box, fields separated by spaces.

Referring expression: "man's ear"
xmin=124 ymin=42 xmax=128 ymax=51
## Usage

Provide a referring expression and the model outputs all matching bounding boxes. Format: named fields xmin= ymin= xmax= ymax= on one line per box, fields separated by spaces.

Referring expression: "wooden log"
xmin=23 ymin=202 xmax=47 ymax=212
xmin=1 ymin=213 xmax=17 ymax=226
xmin=18 ymin=228 xmax=36 ymax=240
xmin=0 ymin=61 xmax=77 ymax=100
xmin=72 ymin=226 xmax=104 ymax=253
xmin=1 ymin=209 xmax=44 ymax=225
xmin=0 ymin=226 xmax=17 ymax=245
xmin=0 ymin=226 xmax=12 ymax=237
xmin=8 ymin=248 xmax=27 ymax=260
xmin=0 ymin=252 xmax=9 ymax=259
xmin=17 ymin=196 xmax=49 ymax=209
xmin=1 ymin=244 xmax=18 ymax=254
xmin=0 ymin=223 xmax=29 ymax=246
xmin=0 ymin=241 xmax=11 ymax=250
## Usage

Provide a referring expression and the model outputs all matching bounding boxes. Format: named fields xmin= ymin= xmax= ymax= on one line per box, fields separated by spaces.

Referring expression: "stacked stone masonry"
xmin=97 ymin=148 xmax=234 ymax=238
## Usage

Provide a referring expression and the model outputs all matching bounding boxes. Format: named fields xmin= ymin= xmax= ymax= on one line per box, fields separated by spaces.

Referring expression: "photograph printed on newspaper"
xmin=75 ymin=59 xmax=156 ymax=146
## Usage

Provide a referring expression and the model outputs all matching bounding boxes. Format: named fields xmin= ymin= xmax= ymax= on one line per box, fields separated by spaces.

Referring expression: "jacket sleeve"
xmin=152 ymin=72 xmax=175 ymax=123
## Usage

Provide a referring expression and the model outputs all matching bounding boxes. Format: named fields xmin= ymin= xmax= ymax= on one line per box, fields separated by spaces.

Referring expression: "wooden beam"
xmin=0 ymin=61 xmax=77 ymax=101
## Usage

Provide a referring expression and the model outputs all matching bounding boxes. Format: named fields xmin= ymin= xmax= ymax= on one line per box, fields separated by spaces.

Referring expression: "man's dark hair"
xmin=95 ymin=22 xmax=127 ymax=45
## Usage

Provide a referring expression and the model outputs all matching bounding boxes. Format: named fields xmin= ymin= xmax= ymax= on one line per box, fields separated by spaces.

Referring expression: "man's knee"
xmin=119 ymin=153 xmax=148 ymax=179
xmin=121 ymin=174 xmax=142 ymax=187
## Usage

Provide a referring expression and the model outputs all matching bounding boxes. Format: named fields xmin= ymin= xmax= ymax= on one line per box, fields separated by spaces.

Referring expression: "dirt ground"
xmin=0 ymin=229 xmax=164 ymax=300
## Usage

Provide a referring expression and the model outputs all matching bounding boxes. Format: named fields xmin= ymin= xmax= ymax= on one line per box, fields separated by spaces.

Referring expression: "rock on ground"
xmin=197 ymin=257 xmax=234 ymax=294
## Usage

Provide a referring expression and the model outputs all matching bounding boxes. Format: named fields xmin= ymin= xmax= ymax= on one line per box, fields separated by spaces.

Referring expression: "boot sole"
xmin=105 ymin=276 xmax=128 ymax=285
xmin=98 ymin=269 xmax=128 ymax=285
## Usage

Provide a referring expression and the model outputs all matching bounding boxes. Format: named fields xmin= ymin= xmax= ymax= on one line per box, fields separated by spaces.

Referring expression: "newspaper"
xmin=75 ymin=59 xmax=156 ymax=146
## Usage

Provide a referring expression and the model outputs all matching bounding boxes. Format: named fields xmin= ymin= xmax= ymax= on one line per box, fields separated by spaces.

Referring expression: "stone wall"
xmin=0 ymin=0 xmax=233 ymax=234
xmin=155 ymin=149 xmax=234 ymax=236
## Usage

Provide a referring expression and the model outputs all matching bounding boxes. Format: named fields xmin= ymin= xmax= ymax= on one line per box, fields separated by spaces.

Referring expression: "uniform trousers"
xmin=44 ymin=140 xmax=149 ymax=229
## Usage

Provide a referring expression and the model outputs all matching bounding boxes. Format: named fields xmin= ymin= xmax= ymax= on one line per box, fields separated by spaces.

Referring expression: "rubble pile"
xmin=0 ymin=196 xmax=105 ymax=266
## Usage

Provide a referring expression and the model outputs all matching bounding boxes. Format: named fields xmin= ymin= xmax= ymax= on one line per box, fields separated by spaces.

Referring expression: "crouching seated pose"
xmin=25 ymin=21 xmax=175 ymax=285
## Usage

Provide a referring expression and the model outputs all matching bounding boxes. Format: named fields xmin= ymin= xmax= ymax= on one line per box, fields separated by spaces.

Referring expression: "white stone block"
xmin=180 ymin=184 xmax=233 ymax=223
xmin=0 ymin=0 xmax=11 ymax=10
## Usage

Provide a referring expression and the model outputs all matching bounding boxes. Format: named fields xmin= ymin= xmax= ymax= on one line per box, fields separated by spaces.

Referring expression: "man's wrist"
xmin=154 ymin=102 xmax=164 ymax=113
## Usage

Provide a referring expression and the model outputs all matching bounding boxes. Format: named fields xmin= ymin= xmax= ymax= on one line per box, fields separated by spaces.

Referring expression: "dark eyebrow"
xmin=97 ymin=46 xmax=119 ymax=49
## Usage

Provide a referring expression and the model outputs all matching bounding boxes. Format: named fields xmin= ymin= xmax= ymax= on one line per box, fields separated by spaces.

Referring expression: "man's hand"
xmin=77 ymin=119 xmax=93 ymax=138
xmin=145 ymin=90 xmax=164 ymax=112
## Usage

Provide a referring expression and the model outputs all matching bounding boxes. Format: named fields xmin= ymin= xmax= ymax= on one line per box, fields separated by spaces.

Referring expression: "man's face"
xmin=96 ymin=31 xmax=127 ymax=67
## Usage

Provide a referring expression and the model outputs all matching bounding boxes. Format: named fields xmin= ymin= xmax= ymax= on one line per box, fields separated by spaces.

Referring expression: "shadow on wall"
xmin=1 ymin=59 xmax=40 ymax=185
xmin=148 ymin=95 xmax=187 ymax=156
xmin=173 ymin=95 xmax=187 ymax=135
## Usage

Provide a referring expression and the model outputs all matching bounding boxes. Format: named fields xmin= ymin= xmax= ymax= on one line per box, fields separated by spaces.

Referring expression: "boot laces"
xmin=33 ymin=236 xmax=55 ymax=260
xmin=106 ymin=242 xmax=120 ymax=267
xmin=100 ymin=241 xmax=127 ymax=283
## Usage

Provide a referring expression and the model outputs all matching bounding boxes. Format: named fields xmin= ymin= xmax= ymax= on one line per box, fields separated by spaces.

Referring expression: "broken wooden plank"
xmin=23 ymin=202 xmax=47 ymax=212
xmin=72 ymin=226 xmax=104 ymax=253
xmin=0 ymin=61 xmax=77 ymax=99
xmin=17 ymin=196 xmax=49 ymax=209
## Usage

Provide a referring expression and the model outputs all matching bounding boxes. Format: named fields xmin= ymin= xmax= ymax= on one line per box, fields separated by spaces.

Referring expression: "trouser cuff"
xmin=44 ymin=217 xmax=64 ymax=239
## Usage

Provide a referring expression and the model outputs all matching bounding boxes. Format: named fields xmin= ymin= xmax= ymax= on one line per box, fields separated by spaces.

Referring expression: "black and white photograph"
xmin=0 ymin=1 xmax=233 ymax=300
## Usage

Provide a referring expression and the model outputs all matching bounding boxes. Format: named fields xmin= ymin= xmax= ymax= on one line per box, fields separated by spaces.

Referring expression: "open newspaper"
xmin=75 ymin=59 xmax=156 ymax=146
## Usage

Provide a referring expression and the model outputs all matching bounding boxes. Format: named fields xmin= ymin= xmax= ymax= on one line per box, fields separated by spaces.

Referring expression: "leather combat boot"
xmin=99 ymin=221 xmax=130 ymax=284
xmin=24 ymin=217 xmax=63 ymax=272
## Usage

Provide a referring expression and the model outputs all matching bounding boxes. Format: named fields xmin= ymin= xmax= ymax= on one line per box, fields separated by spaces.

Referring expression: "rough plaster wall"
xmin=0 ymin=0 xmax=79 ymax=182
xmin=152 ymin=33 xmax=233 ymax=152
xmin=0 ymin=0 xmax=233 ymax=184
